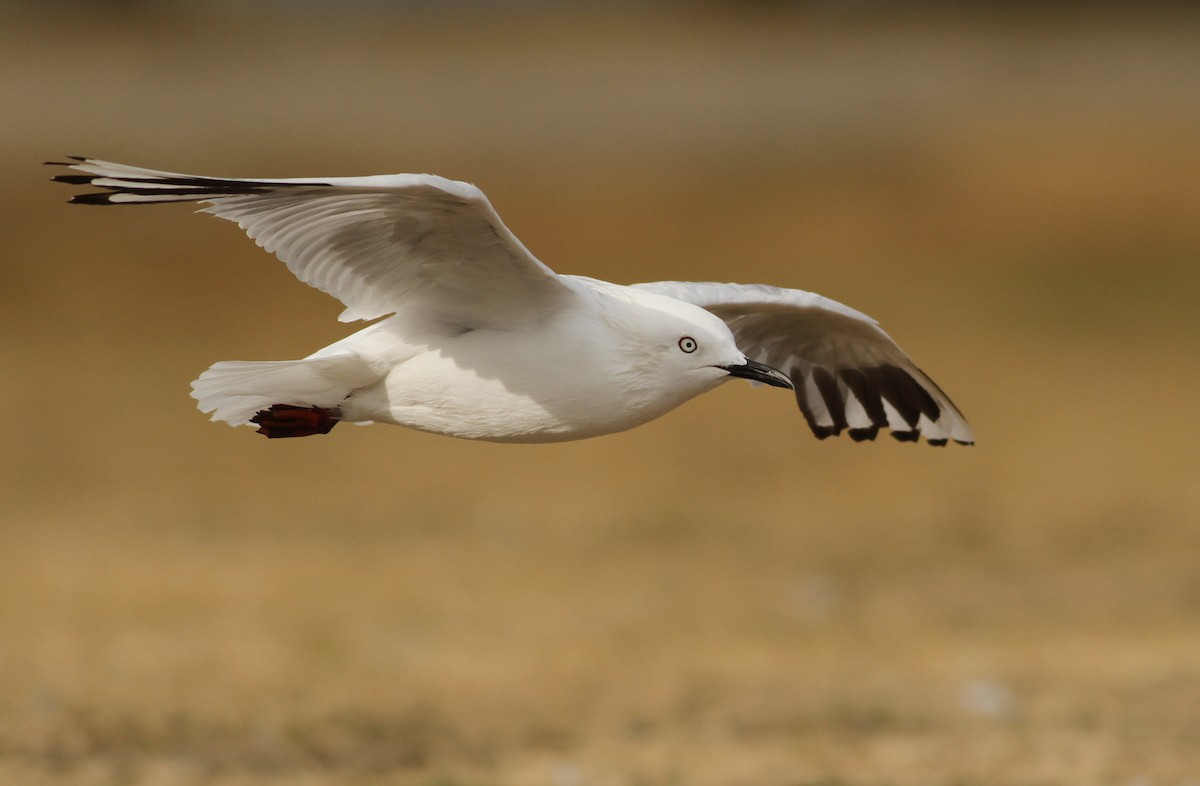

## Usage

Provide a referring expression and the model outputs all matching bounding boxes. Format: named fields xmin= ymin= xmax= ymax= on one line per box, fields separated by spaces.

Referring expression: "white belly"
xmin=343 ymin=357 xmax=572 ymax=441
xmin=339 ymin=341 xmax=673 ymax=443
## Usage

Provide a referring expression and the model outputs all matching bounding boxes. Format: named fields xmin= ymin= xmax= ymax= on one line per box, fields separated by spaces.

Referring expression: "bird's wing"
xmin=633 ymin=281 xmax=974 ymax=445
xmin=51 ymin=157 xmax=575 ymax=326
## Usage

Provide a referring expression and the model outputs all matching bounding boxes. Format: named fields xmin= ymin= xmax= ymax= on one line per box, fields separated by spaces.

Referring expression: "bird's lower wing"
xmin=51 ymin=157 xmax=575 ymax=327
xmin=633 ymin=281 xmax=974 ymax=446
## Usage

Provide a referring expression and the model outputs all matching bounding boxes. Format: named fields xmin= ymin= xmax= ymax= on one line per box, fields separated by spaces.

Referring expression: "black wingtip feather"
xmin=49 ymin=158 xmax=339 ymax=205
xmin=848 ymin=426 xmax=879 ymax=442
xmin=52 ymin=174 xmax=96 ymax=185
xmin=69 ymin=192 xmax=118 ymax=205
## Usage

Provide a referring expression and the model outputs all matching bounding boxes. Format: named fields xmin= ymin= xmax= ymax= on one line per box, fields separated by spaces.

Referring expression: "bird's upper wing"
xmin=52 ymin=157 xmax=575 ymax=327
xmin=632 ymin=281 xmax=974 ymax=445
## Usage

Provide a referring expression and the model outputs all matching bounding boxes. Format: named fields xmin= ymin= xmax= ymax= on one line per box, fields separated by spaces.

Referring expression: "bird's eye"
xmin=678 ymin=336 xmax=698 ymax=353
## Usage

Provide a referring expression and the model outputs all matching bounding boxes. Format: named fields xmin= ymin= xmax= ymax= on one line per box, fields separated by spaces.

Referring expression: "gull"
xmin=50 ymin=157 xmax=973 ymax=446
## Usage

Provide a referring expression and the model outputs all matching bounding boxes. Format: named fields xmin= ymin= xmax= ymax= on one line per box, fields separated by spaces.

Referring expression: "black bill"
xmin=720 ymin=359 xmax=793 ymax=390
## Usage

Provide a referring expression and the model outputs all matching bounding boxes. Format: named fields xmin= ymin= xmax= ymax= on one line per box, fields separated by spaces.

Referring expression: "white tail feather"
xmin=190 ymin=351 xmax=378 ymax=426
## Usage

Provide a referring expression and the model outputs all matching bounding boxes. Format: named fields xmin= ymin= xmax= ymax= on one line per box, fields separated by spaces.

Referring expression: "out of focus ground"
xmin=2 ymin=4 xmax=1199 ymax=784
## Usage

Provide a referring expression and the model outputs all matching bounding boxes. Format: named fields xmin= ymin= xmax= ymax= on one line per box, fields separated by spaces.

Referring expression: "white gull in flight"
xmin=50 ymin=157 xmax=973 ymax=446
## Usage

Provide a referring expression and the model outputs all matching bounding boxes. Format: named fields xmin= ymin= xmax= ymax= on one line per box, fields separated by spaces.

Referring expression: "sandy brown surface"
xmin=2 ymin=4 xmax=1199 ymax=784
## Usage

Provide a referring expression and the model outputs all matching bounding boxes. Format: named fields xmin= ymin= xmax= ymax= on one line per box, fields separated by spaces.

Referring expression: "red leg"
xmin=250 ymin=404 xmax=340 ymax=438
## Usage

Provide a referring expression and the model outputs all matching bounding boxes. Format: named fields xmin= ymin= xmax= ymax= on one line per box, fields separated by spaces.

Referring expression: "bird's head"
xmin=609 ymin=289 xmax=793 ymax=399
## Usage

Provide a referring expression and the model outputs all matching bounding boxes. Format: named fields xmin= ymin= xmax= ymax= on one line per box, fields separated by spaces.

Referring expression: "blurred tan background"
xmin=2 ymin=2 xmax=1199 ymax=784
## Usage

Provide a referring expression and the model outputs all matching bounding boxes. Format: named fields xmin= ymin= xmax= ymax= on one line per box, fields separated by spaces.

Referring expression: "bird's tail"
xmin=190 ymin=351 xmax=379 ymax=427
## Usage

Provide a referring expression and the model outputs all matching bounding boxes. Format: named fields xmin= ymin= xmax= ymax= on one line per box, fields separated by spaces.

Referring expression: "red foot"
xmin=250 ymin=404 xmax=340 ymax=438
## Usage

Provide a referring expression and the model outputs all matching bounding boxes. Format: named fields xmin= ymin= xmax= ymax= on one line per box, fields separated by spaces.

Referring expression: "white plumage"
xmin=51 ymin=157 xmax=973 ymax=446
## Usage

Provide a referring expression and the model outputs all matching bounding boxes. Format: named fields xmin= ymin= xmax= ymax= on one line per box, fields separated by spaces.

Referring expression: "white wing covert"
xmin=52 ymin=157 xmax=574 ymax=328
xmin=633 ymin=281 xmax=974 ymax=446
